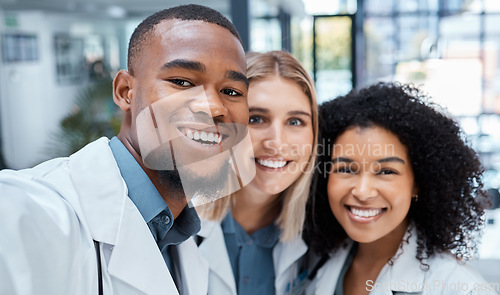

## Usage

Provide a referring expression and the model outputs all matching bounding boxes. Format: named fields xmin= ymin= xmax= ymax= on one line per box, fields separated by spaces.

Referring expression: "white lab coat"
xmin=307 ymin=227 xmax=497 ymax=295
xmin=0 ymin=137 xmax=208 ymax=295
xmin=198 ymin=219 xmax=308 ymax=295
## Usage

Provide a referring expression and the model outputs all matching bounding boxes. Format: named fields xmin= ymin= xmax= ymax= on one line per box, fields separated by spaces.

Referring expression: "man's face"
xmin=127 ymin=19 xmax=250 ymax=201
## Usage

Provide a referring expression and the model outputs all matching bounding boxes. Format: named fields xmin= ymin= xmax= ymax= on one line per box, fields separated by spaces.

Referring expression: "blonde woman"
xmin=197 ymin=51 xmax=318 ymax=295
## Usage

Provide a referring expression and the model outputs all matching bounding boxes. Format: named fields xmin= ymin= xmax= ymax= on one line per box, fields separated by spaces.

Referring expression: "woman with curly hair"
xmin=197 ymin=50 xmax=318 ymax=295
xmin=304 ymin=82 xmax=495 ymax=295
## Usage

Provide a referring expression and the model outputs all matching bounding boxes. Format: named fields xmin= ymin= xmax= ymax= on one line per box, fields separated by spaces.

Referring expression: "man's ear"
xmin=113 ymin=69 xmax=134 ymax=111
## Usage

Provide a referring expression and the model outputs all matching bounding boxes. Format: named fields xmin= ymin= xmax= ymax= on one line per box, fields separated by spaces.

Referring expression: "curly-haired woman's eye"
xmin=333 ymin=165 xmax=355 ymax=174
xmin=378 ymin=169 xmax=398 ymax=175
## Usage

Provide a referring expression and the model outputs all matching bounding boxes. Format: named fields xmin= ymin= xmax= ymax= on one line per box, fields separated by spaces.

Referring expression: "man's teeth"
xmin=257 ymin=159 xmax=287 ymax=168
xmin=350 ymin=207 xmax=383 ymax=218
xmin=184 ymin=129 xmax=221 ymax=144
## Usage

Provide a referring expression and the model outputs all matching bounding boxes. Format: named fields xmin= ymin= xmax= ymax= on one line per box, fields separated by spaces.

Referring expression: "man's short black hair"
xmin=127 ymin=4 xmax=242 ymax=75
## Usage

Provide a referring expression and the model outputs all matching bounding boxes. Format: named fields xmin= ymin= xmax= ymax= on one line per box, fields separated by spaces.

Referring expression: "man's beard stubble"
xmin=157 ymin=160 xmax=232 ymax=203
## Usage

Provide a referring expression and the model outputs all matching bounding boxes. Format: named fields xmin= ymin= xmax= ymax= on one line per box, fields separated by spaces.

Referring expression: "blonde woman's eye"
xmin=288 ymin=118 xmax=303 ymax=126
xmin=249 ymin=115 xmax=263 ymax=124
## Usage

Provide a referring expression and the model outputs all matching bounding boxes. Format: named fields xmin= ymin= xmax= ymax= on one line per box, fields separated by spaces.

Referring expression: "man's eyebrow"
xmin=161 ymin=59 xmax=206 ymax=72
xmin=226 ymin=70 xmax=249 ymax=88
xmin=377 ymin=157 xmax=405 ymax=164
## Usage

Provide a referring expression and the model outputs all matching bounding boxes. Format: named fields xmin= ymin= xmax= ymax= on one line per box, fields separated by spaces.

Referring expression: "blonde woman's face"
xmin=245 ymin=76 xmax=314 ymax=196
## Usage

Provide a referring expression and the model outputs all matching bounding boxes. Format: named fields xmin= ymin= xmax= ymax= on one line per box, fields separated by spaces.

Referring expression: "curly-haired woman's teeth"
xmin=350 ymin=207 xmax=383 ymax=218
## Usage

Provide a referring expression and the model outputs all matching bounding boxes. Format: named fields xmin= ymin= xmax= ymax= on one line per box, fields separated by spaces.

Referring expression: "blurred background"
xmin=0 ymin=0 xmax=498 ymax=287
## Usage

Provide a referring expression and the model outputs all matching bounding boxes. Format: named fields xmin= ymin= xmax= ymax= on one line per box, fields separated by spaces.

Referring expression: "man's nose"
xmin=188 ymin=87 xmax=228 ymax=118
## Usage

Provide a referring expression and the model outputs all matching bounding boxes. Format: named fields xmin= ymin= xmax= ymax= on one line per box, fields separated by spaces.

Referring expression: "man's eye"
xmin=221 ymin=89 xmax=242 ymax=96
xmin=169 ymin=79 xmax=193 ymax=87
xmin=249 ymin=115 xmax=264 ymax=124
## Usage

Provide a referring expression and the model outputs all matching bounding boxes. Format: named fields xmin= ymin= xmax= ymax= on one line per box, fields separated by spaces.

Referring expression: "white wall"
xmin=0 ymin=10 xmax=129 ymax=169
xmin=0 ymin=11 xmax=72 ymax=169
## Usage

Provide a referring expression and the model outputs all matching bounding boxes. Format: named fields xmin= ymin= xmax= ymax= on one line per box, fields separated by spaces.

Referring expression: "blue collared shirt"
xmin=109 ymin=137 xmax=200 ymax=287
xmin=221 ymin=211 xmax=281 ymax=295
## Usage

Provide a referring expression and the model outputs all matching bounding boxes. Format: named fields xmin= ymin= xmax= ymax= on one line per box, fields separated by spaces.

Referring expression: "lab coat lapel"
xmin=313 ymin=244 xmax=351 ymax=294
xmin=106 ymin=196 xmax=178 ymax=294
xmin=198 ymin=220 xmax=237 ymax=294
xmin=178 ymin=237 xmax=209 ymax=295
xmin=375 ymin=227 xmax=424 ymax=294
xmin=273 ymin=236 xmax=308 ymax=294
xmin=69 ymin=137 xmax=124 ymax=245
xmin=70 ymin=138 xmax=179 ymax=294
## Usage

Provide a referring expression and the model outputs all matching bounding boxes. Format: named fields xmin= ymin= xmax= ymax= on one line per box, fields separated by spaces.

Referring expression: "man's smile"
xmin=178 ymin=127 xmax=223 ymax=145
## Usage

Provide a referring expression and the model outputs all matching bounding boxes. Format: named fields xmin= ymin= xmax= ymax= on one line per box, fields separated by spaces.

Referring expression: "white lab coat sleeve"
xmin=424 ymin=256 xmax=499 ymax=295
xmin=0 ymin=172 xmax=95 ymax=295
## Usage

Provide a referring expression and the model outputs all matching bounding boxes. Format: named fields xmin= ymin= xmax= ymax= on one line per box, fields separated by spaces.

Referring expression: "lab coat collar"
xmin=177 ymin=237 xmax=209 ymax=295
xmin=273 ymin=235 xmax=308 ymax=295
xmin=314 ymin=243 xmax=352 ymax=294
xmin=313 ymin=226 xmax=426 ymax=295
xmin=375 ymin=226 xmax=425 ymax=294
xmin=69 ymin=137 xmax=179 ymax=294
xmin=198 ymin=219 xmax=308 ymax=295
xmin=273 ymin=235 xmax=308 ymax=282
xmin=198 ymin=219 xmax=238 ymax=294
xmin=69 ymin=137 xmax=124 ymax=245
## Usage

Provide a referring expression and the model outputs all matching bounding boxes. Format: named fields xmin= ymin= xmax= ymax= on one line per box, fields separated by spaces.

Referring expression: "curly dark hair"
xmin=304 ymin=82 xmax=487 ymax=263
xmin=127 ymin=4 xmax=242 ymax=75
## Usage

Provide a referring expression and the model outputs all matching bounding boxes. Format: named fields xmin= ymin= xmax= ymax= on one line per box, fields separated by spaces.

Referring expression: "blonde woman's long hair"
xmin=197 ymin=50 xmax=318 ymax=242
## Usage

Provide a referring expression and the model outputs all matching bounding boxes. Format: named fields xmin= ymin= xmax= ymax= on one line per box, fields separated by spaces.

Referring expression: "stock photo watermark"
xmin=257 ymin=138 xmax=397 ymax=175
xmin=262 ymin=138 xmax=395 ymax=159
xmin=366 ymin=279 xmax=500 ymax=293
